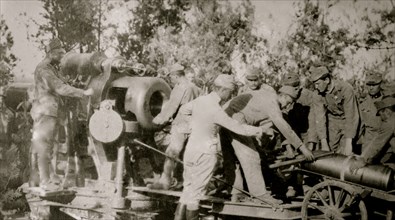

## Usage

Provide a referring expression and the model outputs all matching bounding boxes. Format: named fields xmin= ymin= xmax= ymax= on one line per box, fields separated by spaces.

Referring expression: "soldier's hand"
xmin=144 ymin=65 xmax=156 ymax=75
xmin=152 ymin=115 xmax=166 ymax=125
xmin=299 ymin=145 xmax=315 ymax=161
xmin=349 ymin=157 xmax=366 ymax=174
xmin=83 ymin=88 xmax=94 ymax=96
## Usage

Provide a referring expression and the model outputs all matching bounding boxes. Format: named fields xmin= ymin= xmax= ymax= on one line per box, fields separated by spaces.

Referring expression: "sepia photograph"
xmin=0 ymin=0 xmax=395 ymax=219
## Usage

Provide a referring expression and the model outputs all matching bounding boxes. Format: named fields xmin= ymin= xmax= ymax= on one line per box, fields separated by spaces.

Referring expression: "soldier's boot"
xmin=174 ymin=203 xmax=186 ymax=220
xmin=147 ymin=158 xmax=174 ymax=190
xmin=186 ymin=209 xmax=199 ymax=220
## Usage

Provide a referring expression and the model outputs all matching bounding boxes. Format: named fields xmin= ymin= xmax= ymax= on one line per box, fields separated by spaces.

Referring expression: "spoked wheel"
xmin=301 ymin=180 xmax=368 ymax=220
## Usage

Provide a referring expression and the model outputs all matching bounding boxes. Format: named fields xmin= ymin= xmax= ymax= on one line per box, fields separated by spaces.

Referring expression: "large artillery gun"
xmin=24 ymin=52 xmax=172 ymax=220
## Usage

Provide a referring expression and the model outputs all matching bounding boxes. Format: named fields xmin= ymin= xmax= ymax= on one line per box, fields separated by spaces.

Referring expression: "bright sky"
xmin=1 ymin=0 xmax=393 ymax=82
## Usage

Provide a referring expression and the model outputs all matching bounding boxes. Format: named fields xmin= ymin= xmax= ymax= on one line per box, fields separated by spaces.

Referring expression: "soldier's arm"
xmin=361 ymin=119 xmax=395 ymax=163
xmin=267 ymin=102 xmax=304 ymax=149
xmin=154 ymin=85 xmax=185 ymax=124
xmin=214 ymin=109 xmax=262 ymax=137
xmin=40 ymin=67 xmax=85 ymax=98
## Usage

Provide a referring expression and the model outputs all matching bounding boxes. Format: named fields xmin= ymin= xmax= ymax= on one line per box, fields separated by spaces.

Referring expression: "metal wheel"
xmin=301 ymin=180 xmax=368 ymax=220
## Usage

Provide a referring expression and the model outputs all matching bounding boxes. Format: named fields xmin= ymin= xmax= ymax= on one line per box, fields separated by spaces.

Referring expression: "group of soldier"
xmin=1 ymin=38 xmax=394 ymax=220
xmin=148 ymin=62 xmax=394 ymax=219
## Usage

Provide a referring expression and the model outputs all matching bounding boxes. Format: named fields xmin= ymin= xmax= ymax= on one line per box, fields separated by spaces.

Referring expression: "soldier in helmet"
xmin=310 ymin=66 xmax=359 ymax=156
xmin=358 ymin=71 xmax=384 ymax=151
xmin=30 ymin=38 xmax=94 ymax=190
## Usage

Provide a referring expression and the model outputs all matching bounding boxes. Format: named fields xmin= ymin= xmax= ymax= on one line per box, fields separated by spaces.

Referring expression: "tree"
xmin=0 ymin=16 xmax=17 ymax=86
xmin=144 ymin=0 xmax=262 ymax=89
xmin=33 ymin=0 xmax=111 ymax=53
xmin=116 ymin=0 xmax=189 ymax=63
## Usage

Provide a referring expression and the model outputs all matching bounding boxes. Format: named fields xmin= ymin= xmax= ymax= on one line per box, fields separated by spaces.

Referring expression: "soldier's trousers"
xmin=230 ymin=135 xmax=267 ymax=196
xmin=180 ymin=150 xmax=217 ymax=210
xmin=328 ymin=116 xmax=346 ymax=154
xmin=31 ymin=114 xmax=57 ymax=185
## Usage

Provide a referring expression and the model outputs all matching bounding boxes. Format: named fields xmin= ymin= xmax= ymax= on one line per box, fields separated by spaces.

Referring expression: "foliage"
xmin=145 ymin=0 xmax=261 ymax=88
xmin=0 ymin=16 xmax=17 ymax=86
xmin=117 ymin=0 xmax=189 ymax=63
xmin=33 ymin=0 xmax=112 ymax=52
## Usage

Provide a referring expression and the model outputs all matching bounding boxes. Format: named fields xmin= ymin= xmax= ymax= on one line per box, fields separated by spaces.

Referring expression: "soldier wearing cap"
xmin=310 ymin=66 xmax=359 ymax=155
xmin=30 ymin=38 xmax=94 ymax=189
xmin=282 ymin=73 xmax=329 ymax=151
xmin=358 ymin=71 xmax=384 ymax=150
xmin=238 ymin=68 xmax=275 ymax=95
xmin=175 ymin=74 xmax=264 ymax=220
xmin=350 ymin=96 xmax=395 ymax=171
xmin=149 ymin=63 xmax=202 ymax=190
xmin=221 ymin=85 xmax=314 ymax=203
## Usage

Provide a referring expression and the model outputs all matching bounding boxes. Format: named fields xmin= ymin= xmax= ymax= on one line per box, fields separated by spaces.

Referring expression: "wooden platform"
xmin=131 ymin=186 xmax=303 ymax=219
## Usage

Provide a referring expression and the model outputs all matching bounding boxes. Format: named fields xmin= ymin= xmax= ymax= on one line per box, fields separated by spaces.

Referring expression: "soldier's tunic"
xmin=155 ymin=81 xmax=201 ymax=154
xmin=361 ymin=114 xmax=395 ymax=165
xmin=31 ymin=57 xmax=85 ymax=185
xmin=223 ymin=89 xmax=305 ymax=196
xmin=290 ymin=88 xmax=326 ymax=144
xmin=358 ymin=93 xmax=382 ymax=147
xmin=178 ymin=92 xmax=260 ymax=210
xmin=321 ymin=80 xmax=359 ymax=153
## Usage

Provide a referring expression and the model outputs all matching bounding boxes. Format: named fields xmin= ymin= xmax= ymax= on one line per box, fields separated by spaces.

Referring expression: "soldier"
xmin=238 ymin=69 xmax=275 ymax=95
xmin=175 ymin=74 xmax=264 ymax=220
xmin=0 ymin=86 xmax=15 ymax=161
xmin=358 ymin=71 xmax=383 ymax=150
xmin=30 ymin=38 xmax=93 ymax=189
xmin=350 ymin=96 xmax=395 ymax=171
xmin=149 ymin=63 xmax=201 ymax=190
xmin=282 ymin=73 xmax=329 ymax=151
xmin=310 ymin=66 xmax=359 ymax=155
xmin=222 ymin=85 xmax=314 ymax=203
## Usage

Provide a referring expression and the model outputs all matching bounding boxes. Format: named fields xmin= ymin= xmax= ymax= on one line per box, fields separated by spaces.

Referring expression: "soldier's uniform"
xmin=358 ymin=73 xmax=383 ymax=148
xmin=282 ymin=73 xmax=327 ymax=145
xmin=31 ymin=39 xmax=87 ymax=187
xmin=149 ymin=64 xmax=201 ymax=189
xmin=223 ymin=86 xmax=303 ymax=202
xmin=360 ymin=97 xmax=395 ymax=168
xmin=0 ymin=87 xmax=15 ymax=160
xmin=238 ymin=71 xmax=276 ymax=95
xmin=178 ymin=74 xmax=262 ymax=216
xmin=310 ymin=66 xmax=359 ymax=155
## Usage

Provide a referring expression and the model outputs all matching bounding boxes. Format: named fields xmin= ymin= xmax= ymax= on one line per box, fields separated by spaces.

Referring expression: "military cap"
xmin=375 ymin=96 xmax=395 ymax=115
xmin=214 ymin=74 xmax=236 ymax=90
xmin=309 ymin=66 xmax=330 ymax=82
xmin=283 ymin=73 xmax=300 ymax=87
xmin=246 ymin=69 xmax=260 ymax=81
xmin=365 ymin=71 xmax=382 ymax=85
xmin=279 ymin=85 xmax=299 ymax=99
xmin=46 ymin=38 xmax=63 ymax=53
xmin=168 ymin=63 xmax=184 ymax=75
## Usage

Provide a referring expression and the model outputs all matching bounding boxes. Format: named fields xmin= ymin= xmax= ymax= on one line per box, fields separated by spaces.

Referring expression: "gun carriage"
xmin=14 ymin=53 xmax=395 ymax=220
